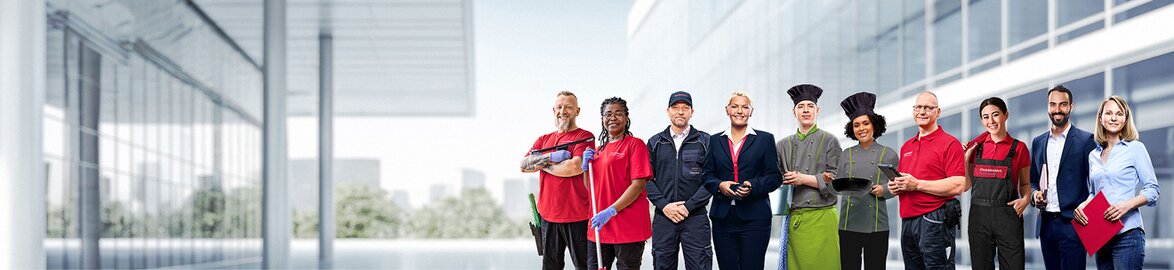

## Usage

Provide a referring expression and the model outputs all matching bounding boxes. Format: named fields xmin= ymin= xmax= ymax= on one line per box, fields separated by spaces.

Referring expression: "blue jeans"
xmin=1095 ymin=229 xmax=1145 ymax=270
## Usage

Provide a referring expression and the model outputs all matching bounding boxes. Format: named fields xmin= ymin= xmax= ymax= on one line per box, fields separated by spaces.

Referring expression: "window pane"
xmin=967 ymin=0 xmax=1001 ymax=60
xmin=903 ymin=0 xmax=927 ymax=85
xmin=1061 ymin=73 xmax=1106 ymax=131
xmin=940 ymin=113 xmax=963 ymax=138
xmin=1057 ymin=0 xmax=1103 ymax=27
xmin=933 ymin=0 xmax=962 ymax=74
xmin=1007 ymin=88 xmax=1050 ymax=140
xmin=1115 ymin=0 xmax=1174 ymax=23
xmin=1113 ymin=51 xmax=1174 ymax=131
xmin=1007 ymin=0 xmax=1047 ymax=46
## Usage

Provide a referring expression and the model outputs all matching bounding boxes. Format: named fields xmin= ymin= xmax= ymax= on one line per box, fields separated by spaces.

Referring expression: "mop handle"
xmin=585 ymin=162 xmax=605 ymax=270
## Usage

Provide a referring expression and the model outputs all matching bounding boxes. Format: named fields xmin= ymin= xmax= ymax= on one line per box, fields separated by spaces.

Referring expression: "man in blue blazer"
xmin=702 ymin=91 xmax=782 ymax=270
xmin=1029 ymin=85 xmax=1097 ymax=269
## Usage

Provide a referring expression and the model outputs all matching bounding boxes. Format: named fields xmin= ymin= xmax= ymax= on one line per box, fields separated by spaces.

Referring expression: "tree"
xmin=222 ymin=185 xmax=262 ymax=238
xmin=291 ymin=182 xmax=406 ymax=238
xmin=168 ymin=185 xmax=226 ymax=238
xmin=101 ymin=201 xmax=137 ymax=237
xmin=407 ymin=188 xmax=528 ymax=238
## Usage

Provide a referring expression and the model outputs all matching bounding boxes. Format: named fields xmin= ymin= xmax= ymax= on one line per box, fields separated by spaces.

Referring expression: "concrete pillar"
xmin=0 ymin=0 xmax=48 ymax=269
xmin=317 ymin=33 xmax=334 ymax=264
xmin=261 ymin=0 xmax=289 ymax=268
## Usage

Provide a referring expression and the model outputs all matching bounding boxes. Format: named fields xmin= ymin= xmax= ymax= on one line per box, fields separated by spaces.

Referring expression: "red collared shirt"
xmin=589 ymin=136 xmax=653 ymax=243
xmin=529 ymin=128 xmax=595 ymax=222
xmin=897 ymin=127 xmax=966 ymax=218
xmin=966 ymin=132 xmax=1031 ymax=187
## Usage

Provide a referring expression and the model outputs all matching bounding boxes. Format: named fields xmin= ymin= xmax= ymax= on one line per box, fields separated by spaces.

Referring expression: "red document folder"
xmin=1072 ymin=191 xmax=1124 ymax=256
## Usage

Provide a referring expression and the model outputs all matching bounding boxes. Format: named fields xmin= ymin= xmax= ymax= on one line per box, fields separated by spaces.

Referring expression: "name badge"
xmin=973 ymin=164 xmax=1008 ymax=179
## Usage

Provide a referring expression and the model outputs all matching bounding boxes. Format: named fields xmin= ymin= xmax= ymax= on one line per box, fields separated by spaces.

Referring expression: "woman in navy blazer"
xmin=702 ymin=91 xmax=782 ymax=270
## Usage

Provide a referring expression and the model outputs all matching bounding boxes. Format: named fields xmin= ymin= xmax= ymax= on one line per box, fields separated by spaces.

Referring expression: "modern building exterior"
xmin=627 ymin=0 xmax=1174 ymax=267
xmin=1 ymin=0 xmax=473 ymax=269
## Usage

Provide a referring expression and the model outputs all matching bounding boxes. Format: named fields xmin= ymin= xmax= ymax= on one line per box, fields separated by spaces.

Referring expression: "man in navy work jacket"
xmin=646 ymin=91 xmax=713 ymax=270
xmin=1029 ymin=85 xmax=1097 ymax=269
xmin=701 ymin=91 xmax=782 ymax=270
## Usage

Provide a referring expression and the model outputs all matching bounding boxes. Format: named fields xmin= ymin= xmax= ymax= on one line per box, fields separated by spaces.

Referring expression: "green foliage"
xmin=167 ymin=185 xmax=226 ymax=238
xmin=46 ymin=205 xmax=71 ymax=238
xmin=292 ymin=182 xmax=406 ymax=238
xmin=222 ymin=185 xmax=262 ymax=238
xmin=407 ymin=188 xmax=528 ymax=239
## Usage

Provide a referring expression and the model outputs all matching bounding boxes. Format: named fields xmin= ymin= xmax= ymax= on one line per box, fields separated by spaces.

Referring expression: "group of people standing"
xmin=520 ymin=84 xmax=1159 ymax=270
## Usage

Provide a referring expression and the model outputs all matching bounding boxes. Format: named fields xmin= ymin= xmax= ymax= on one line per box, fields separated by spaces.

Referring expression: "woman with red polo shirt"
xmin=582 ymin=97 xmax=653 ymax=270
xmin=964 ymin=97 xmax=1031 ymax=270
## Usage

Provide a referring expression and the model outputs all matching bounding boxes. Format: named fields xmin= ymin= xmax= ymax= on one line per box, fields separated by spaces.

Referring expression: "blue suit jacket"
xmin=1029 ymin=126 xmax=1096 ymax=234
xmin=702 ymin=129 xmax=782 ymax=221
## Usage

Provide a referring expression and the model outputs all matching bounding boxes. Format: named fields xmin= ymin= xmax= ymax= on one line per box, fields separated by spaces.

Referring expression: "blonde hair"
xmin=556 ymin=91 xmax=577 ymax=98
xmin=728 ymin=91 xmax=753 ymax=107
xmin=1094 ymin=95 xmax=1140 ymax=146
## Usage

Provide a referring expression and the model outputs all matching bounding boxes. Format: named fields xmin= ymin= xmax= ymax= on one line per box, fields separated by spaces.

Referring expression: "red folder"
xmin=1071 ymin=191 xmax=1124 ymax=256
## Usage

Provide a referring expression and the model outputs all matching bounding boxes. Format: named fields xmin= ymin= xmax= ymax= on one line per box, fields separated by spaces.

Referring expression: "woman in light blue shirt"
xmin=1074 ymin=96 xmax=1160 ymax=270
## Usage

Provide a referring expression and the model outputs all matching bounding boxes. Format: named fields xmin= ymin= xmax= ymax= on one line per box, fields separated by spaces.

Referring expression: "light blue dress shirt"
xmin=1088 ymin=140 xmax=1161 ymax=234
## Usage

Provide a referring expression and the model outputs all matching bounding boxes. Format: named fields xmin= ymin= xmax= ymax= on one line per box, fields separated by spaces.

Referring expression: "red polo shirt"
xmin=588 ymin=136 xmax=653 ymax=244
xmin=897 ymin=127 xmax=966 ymax=218
xmin=966 ymin=132 xmax=1031 ymax=188
xmin=529 ymin=128 xmax=595 ymax=223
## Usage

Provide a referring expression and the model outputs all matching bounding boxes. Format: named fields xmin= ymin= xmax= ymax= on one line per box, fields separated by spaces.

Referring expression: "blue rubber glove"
xmin=591 ymin=206 xmax=617 ymax=230
xmin=548 ymin=150 xmax=571 ymax=163
xmin=581 ymin=149 xmax=596 ymax=171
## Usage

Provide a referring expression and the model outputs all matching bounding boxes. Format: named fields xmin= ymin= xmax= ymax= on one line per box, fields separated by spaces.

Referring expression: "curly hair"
xmin=843 ymin=113 xmax=887 ymax=141
xmin=597 ymin=97 xmax=632 ymax=151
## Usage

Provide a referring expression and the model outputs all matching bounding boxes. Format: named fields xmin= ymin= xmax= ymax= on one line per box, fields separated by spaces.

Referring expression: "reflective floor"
xmin=49 ymin=238 xmax=1173 ymax=269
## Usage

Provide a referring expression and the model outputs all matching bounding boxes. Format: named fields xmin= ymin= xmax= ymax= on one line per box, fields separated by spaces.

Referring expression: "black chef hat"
xmin=787 ymin=84 xmax=823 ymax=106
xmin=840 ymin=92 xmax=877 ymax=120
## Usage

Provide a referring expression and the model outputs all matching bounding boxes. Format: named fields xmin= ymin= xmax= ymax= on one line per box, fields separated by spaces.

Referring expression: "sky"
xmin=287 ymin=1 xmax=634 ymax=208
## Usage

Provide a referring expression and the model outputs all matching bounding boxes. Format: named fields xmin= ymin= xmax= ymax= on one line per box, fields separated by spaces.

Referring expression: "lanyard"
xmin=728 ymin=136 xmax=746 ymax=182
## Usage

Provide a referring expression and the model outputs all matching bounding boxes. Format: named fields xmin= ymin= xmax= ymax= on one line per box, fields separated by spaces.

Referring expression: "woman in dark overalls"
xmin=964 ymin=97 xmax=1032 ymax=270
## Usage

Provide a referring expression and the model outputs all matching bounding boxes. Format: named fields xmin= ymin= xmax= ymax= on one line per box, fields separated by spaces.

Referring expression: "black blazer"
xmin=1029 ymin=126 xmax=1096 ymax=228
xmin=702 ymin=129 xmax=782 ymax=221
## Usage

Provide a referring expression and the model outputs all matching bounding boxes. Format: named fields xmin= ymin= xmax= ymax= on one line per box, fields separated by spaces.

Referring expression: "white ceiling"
xmin=193 ymin=0 xmax=475 ymax=116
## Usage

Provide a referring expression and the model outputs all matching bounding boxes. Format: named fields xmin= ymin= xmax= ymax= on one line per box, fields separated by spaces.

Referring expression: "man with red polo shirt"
xmin=521 ymin=91 xmax=594 ymax=270
xmin=888 ymin=91 xmax=967 ymax=270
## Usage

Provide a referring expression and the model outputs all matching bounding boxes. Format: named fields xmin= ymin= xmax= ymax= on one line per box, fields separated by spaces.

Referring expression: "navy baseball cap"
xmin=668 ymin=91 xmax=693 ymax=107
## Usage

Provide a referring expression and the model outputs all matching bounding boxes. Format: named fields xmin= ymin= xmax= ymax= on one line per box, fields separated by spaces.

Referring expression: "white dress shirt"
xmin=1044 ymin=124 xmax=1069 ymax=212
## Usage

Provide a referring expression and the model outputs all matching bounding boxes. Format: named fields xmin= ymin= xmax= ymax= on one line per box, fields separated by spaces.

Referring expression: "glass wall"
xmin=44 ymin=1 xmax=263 ymax=269
xmin=629 ymin=0 xmax=1174 ymax=267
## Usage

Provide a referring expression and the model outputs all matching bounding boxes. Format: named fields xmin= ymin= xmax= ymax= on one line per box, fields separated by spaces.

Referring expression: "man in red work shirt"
xmin=521 ymin=91 xmax=595 ymax=270
xmin=889 ymin=91 xmax=967 ymax=270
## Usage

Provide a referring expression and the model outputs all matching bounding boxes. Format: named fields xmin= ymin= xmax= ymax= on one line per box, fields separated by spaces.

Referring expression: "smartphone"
xmin=878 ymin=164 xmax=900 ymax=179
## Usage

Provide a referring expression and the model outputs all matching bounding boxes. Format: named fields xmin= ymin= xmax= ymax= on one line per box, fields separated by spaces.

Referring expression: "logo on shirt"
xmin=903 ymin=151 xmax=913 ymax=158
xmin=973 ymin=164 xmax=1008 ymax=179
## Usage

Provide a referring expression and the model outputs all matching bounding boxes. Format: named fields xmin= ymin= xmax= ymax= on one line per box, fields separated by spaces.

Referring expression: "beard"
xmin=555 ymin=117 xmax=574 ymax=131
xmin=1050 ymin=112 xmax=1070 ymax=127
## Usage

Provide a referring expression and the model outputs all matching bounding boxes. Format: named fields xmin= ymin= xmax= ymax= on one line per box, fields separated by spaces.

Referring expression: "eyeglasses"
xmin=912 ymin=105 xmax=938 ymax=112
xmin=604 ymin=112 xmax=627 ymax=119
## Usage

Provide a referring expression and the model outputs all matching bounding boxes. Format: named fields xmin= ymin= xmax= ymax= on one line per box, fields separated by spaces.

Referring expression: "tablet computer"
xmin=878 ymin=164 xmax=900 ymax=179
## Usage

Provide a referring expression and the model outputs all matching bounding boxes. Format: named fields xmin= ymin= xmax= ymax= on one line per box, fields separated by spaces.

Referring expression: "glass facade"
xmin=629 ymin=0 xmax=1174 ymax=267
xmin=43 ymin=1 xmax=263 ymax=269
